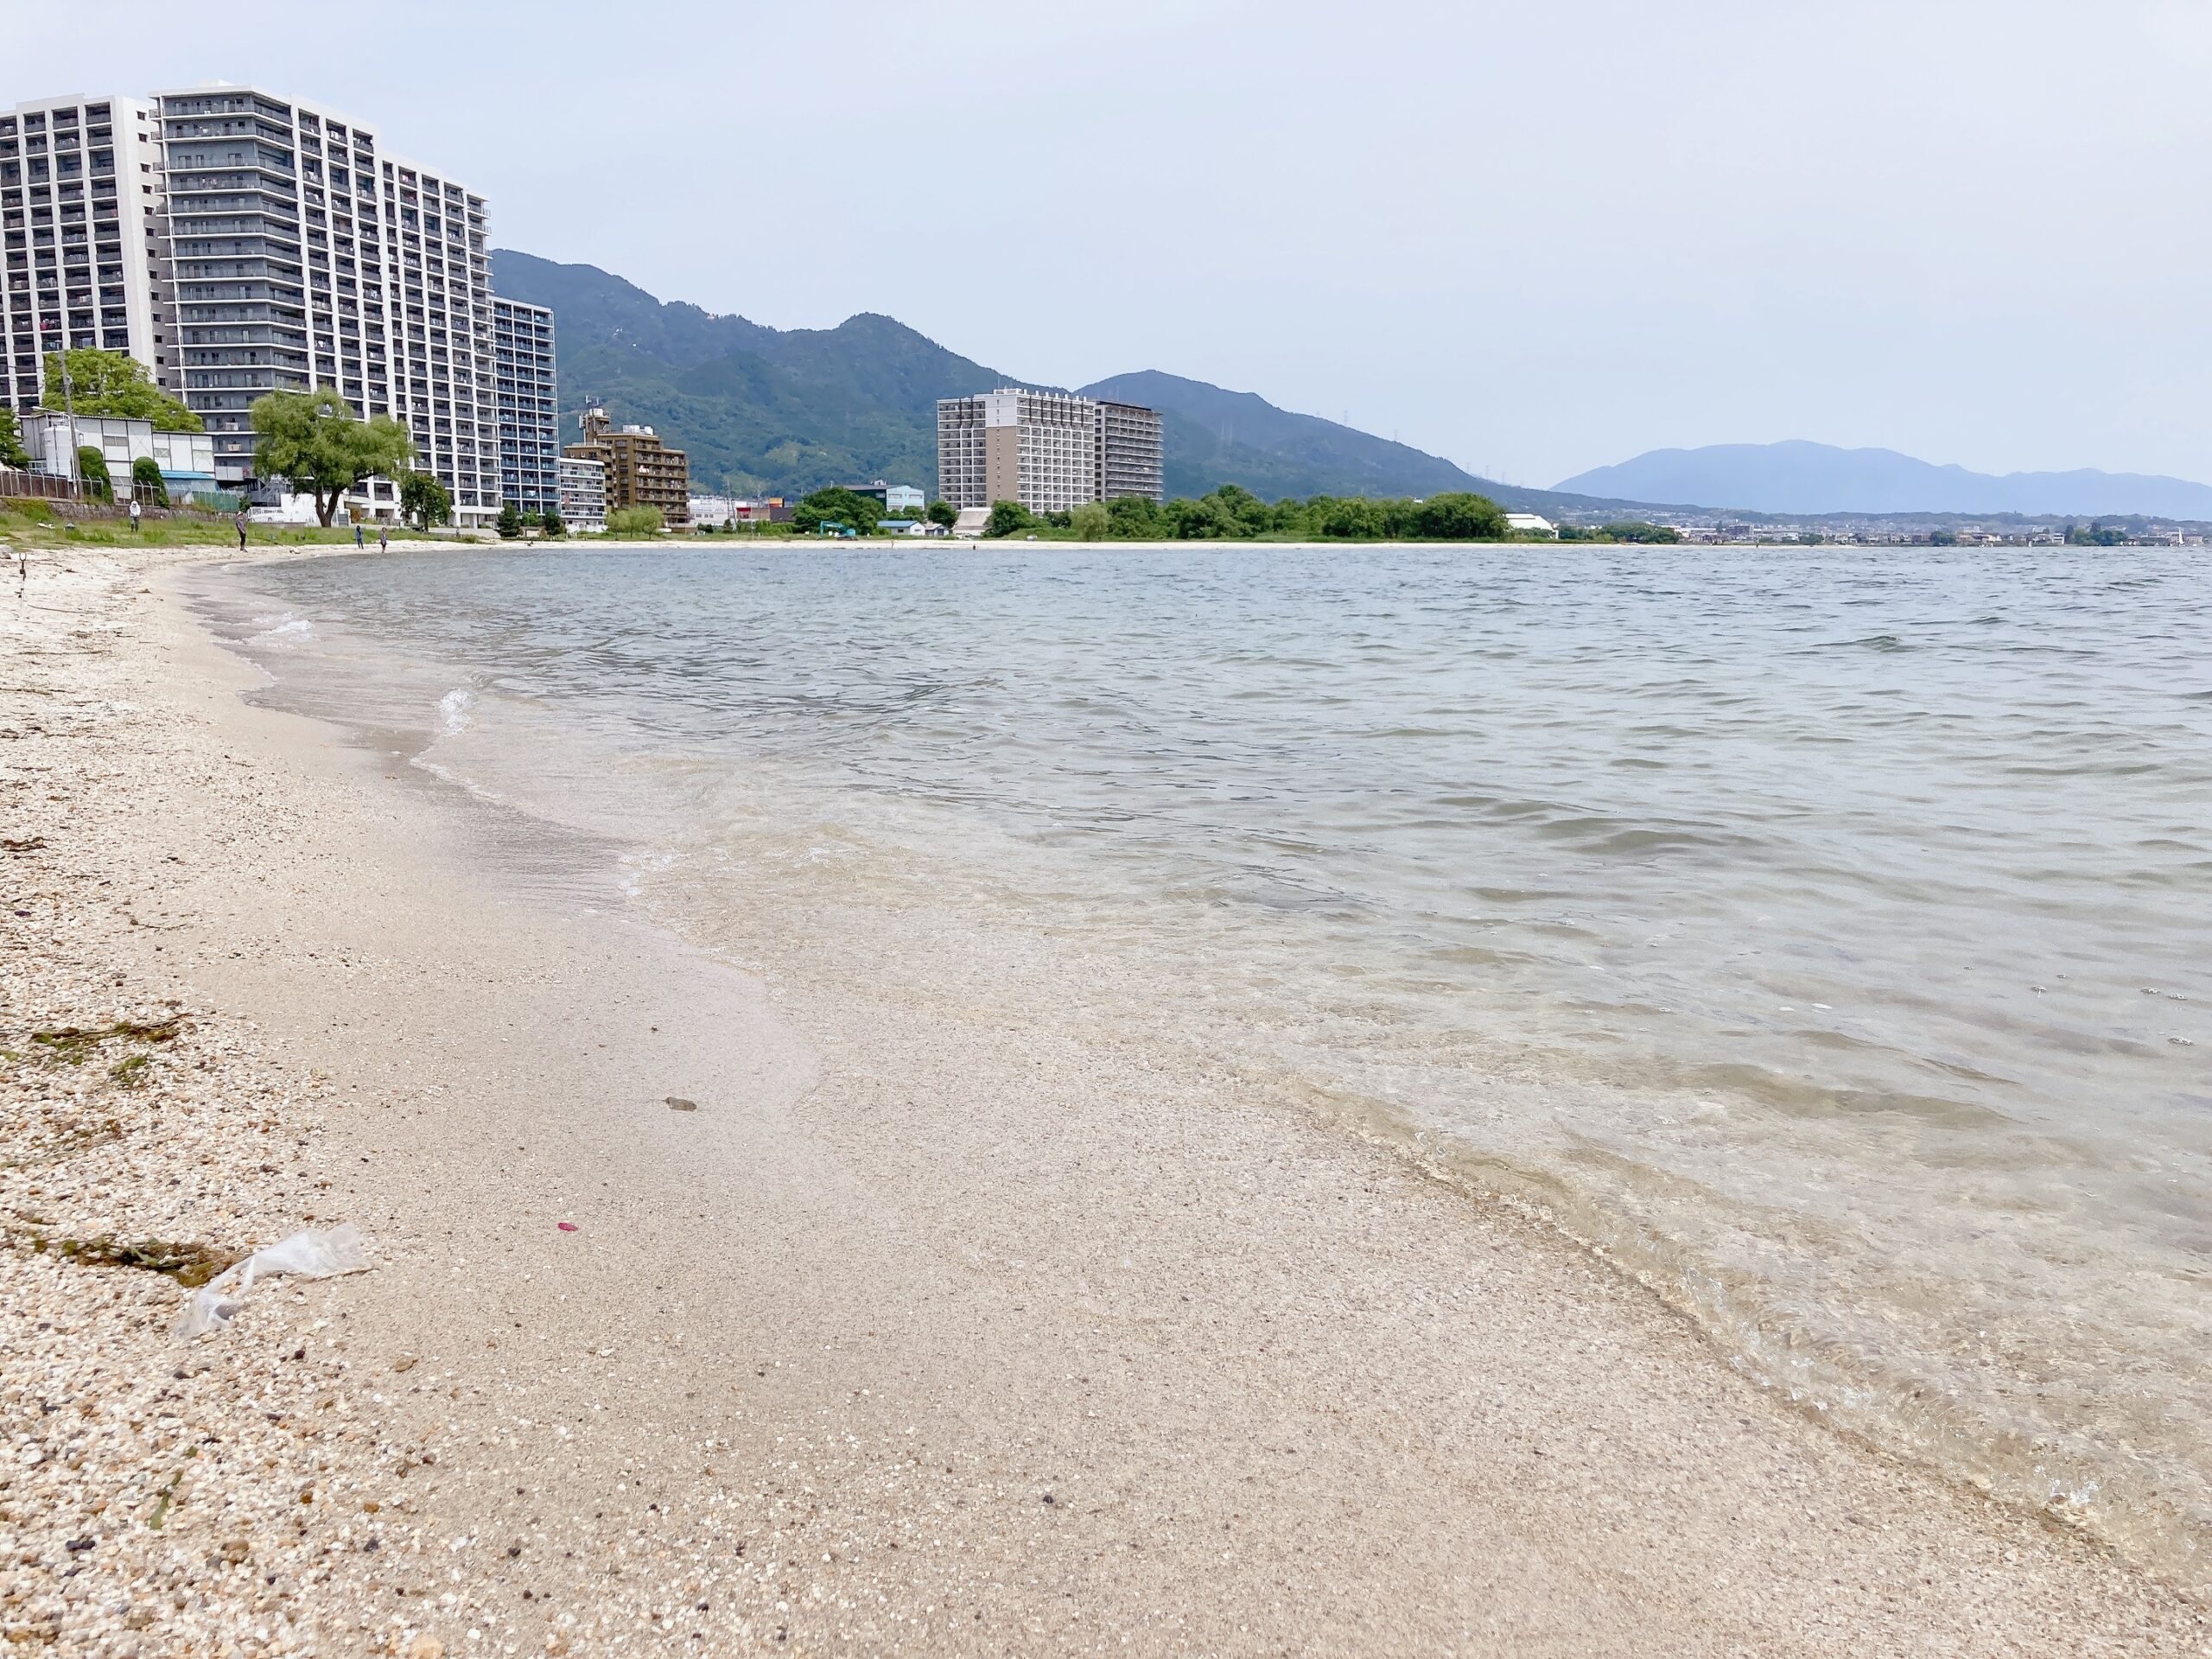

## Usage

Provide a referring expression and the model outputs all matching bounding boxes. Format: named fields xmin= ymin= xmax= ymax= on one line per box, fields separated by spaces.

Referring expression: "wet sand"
xmin=3 ymin=543 xmax=2203 ymax=1654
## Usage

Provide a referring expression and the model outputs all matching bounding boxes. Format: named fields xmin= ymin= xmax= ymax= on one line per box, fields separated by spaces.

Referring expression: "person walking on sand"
xmin=354 ymin=519 xmax=364 ymax=548
xmin=129 ymin=497 xmax=142 ymax=534
xmin=233 ymin=509 xmax=248 ymax=551
xmin=378 ymin=524 xmax=389 ymax=552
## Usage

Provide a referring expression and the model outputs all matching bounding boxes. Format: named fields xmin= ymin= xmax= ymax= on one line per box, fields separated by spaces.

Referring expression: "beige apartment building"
xmin=937 ymin=387 xmax=1164 ymax=512
xmin=566 ymin=404 xmax=690 ymax=527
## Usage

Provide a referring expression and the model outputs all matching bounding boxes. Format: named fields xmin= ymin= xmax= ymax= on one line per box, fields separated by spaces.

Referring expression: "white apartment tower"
xmin=156 ymin=86 xmax=499 ymax=523
xmin=937 ymin=387 xmax=1164 ymax=512
xmin=4 ymin=86 xmax=513 ymax=527
xmin=0 ymin=95 xmax=170 ymax=411
xmin=938 ymin=389 xmax=1096 ymax=512
xmin=491 ymin=296 xmax=558 ymax=515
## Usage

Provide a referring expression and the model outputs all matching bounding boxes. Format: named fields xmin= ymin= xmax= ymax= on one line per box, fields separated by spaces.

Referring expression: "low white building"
xmin=558 ymin=454 xmax=607 ymax=532
xmin=951 ymin=505 xmax=991 ymax=538
xmin=884 ymin=484 xmax=925 ymax=515
xmin=22 ymin=412 xmax=219 ymax=500
xmin=688 ymin=494 xmax=736 ymax=528
xmin=1504 ymin=512 xmax=1556 ymax=537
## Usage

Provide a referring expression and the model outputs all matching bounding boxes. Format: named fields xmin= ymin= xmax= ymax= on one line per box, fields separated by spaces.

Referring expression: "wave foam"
xmin=248 ymin=613 xmax=315 ymax=647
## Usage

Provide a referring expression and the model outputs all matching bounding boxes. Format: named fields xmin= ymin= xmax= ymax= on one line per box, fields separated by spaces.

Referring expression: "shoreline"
xmin=3 ymin=543 xmax=2202 ymax=1653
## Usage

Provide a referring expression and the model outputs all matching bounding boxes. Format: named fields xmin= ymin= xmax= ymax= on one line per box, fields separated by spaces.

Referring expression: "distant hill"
xmin=1077 ymin=370 xmax=1502 ymax=502
xmin=1555 ymin=440 xmax=2212 ymax=518
xmin=490 ymin=251 xmax=1004 ymax=494
xmin=492 ymin=251 xmax=1600 ymax=507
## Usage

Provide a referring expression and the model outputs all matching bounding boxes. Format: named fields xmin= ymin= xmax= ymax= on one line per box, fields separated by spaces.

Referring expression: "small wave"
xmin=1826 ymin=632 xmax=1908 ymax=652
xmin=617 ymin=848 xmax=679 ymax=899
xmin=438 ymin=687 xmax=475 ymax=734
xmin=1531 ymin=816 xmax=1753 ymax=855
xmin=248 ymin=613 xmax=315 ymax=647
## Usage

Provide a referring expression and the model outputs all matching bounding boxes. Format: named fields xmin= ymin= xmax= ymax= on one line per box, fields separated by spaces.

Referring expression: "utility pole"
xmin=40 ymin=319 xmax=79 ymax=487
xmin=59 ymin=351 xmax=75 ymax=488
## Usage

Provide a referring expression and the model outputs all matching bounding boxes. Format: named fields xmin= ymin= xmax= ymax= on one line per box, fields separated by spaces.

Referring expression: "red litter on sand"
xmin=556 ymin=1222 xmax=578 ymax=1232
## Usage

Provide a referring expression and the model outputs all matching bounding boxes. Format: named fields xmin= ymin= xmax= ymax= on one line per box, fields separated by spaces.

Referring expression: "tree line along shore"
xmin=691 ymin=484 xmax=1680 ymax=544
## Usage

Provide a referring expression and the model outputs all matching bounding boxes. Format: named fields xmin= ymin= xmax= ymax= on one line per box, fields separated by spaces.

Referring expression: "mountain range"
xmin=489 ymin=251 xmax=1599 ymax=510
xmin=489 ymin=253 xmax=2209 ymax=522
xmin=1554 ymin=441 xmax=2212 ymax=519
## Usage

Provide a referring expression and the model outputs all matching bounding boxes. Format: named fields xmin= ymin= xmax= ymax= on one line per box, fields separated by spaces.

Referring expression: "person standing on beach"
xmin=354 ymin=520 xmax=364 ymax=548
xmin=129 ymin=498 xmax=142 ymax=534
xmin=233 ymin=509 xmax=248 ymax=551
xmin=378 ymin=524 xmax=389 ymax=552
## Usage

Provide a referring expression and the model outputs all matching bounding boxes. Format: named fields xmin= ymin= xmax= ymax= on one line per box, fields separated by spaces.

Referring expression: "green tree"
xmin=1070 ymin=501 xmax=1111 ymax=540
xmin=130 ymin=455 xmax=169 ymax=507
xmin=2065 ymin=519 xmax=2126 ymax=546
xmin=1208 ymin=484 xmax=1274 ymax=537
xmin=1106 ymin=495 xmax=1166 ymax=538
xmin=42 ymin=349 xmax=203 ymax=432
xmin=1166 ymin=494 xmax=1255 ymax=539
xmin=607 ymin=504 xmax=664 ymax=537
xmin=251 ymin=387 xmax=413 ymax=526
xmin=1928 ymin=527 xmax=1960 ymax=547
xmin=984 ymin=500 xmax=1035 ymax=537
xmin=76 ymin=446 xmax=112 ymax=501
xmin=541 ymin=506 xmax=565 ymax=538
xmin=400 ymin=470 xmax=452 ymax=530
xmin=1597 ymin=521 xmax=1681 ymax=544
xmin=0 ymin=407 xmax=29 ymax=469
xmin=1315 ymin=496 xmax=1385 ymax=538
xmin=1409 ymin=492 xmax=1508 ymax=540
xmin=925 ymin=499 xmax=957 ymax=528
xmin=792 ymin=486 xmax=884 ymax=535
xmin=496 ymin=500 xmax=522 ymax=539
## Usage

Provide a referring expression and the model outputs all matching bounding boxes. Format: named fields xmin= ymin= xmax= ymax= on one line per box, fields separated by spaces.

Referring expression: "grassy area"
xmin=0 ymin=501 xmax=365 ymax=550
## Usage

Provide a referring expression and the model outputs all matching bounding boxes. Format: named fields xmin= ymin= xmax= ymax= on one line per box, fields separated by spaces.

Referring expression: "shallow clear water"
xmin=203 ymin=543 xmax=2212 ymax=1591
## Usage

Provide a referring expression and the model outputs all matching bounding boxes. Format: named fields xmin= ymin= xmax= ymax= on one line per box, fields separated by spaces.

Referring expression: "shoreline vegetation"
xmin=965 ymin=486 xmax=1680 ymax=543
xmin=5 ymin=495 xmax=2171 ymax=555
xmin=775 ymin=482 xmax=1681 ymax=543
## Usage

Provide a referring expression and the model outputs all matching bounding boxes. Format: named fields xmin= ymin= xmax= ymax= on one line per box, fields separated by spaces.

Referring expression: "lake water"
xmin=200 ymin=543 xmax=2212 ymax=1592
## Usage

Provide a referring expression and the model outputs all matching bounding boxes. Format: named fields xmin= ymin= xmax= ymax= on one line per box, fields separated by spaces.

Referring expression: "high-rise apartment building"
xmin=1095 ymin=399 xmax=1164 ymax=504
xmin=937 ymin=388 xmax=1163 ymax=512
xmin=156 ymin=85 xmax=499 ymax=524
xmin=491 ymin=296 xmax=557 ymax=515
xmin=0 ymin=95 xmax=170 ymax=412
xmin=4 ymin=85 xmax=521 ymax=528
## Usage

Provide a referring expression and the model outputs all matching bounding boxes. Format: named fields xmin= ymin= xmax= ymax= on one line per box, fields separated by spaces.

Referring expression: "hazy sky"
xmin=19 ymin=0 xmax=2212 ymax=485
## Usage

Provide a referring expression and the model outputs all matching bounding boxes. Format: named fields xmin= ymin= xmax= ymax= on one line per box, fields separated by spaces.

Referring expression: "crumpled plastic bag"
xmin=177 ymin=1223 xmax=371 ymax=1339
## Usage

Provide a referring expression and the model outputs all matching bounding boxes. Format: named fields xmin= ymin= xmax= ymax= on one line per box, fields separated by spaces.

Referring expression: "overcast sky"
xmin=20 ymin=0 xmax=2212 ymax=486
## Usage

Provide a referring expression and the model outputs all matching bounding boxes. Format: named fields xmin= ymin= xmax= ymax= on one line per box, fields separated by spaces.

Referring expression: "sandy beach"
xmin=3 ymin=543 xmax=2205 ymax=1656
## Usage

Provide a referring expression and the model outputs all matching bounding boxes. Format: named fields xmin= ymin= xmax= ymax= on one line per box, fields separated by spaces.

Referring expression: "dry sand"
xmin=2 ymin=543 xmax=2205 ymax=1656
